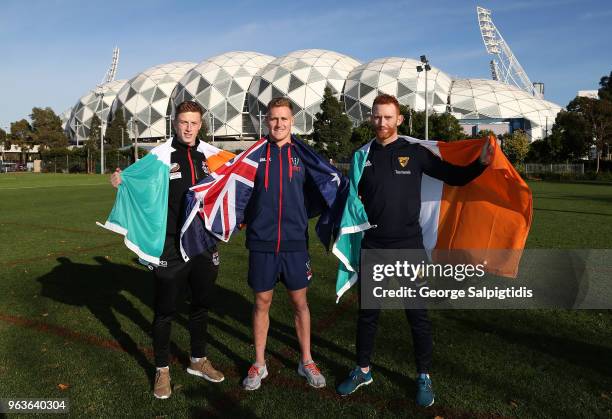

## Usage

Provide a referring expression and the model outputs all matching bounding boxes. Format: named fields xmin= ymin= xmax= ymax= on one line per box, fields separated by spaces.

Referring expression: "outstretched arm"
xmin=421 ymin=139 xmax=492 ymax=186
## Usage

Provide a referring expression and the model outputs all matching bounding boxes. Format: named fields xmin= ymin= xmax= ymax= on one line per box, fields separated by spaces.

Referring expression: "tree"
xmin=197 ymin=117 xmax=210 ymax=142
xmin=548 ymin=110 xmax=591 ymax=160
xmin=502 ymin=129 xmax=530 ymax=164
xmin=105 ymin=109 xmax=128 ymax=150
xmin=567 ymin=96 xmax=612 ymax=173
xmin=0 ymin=127 xmax=7 ymax=151
xmin=526 ymin=139 xmax=553 ymax=163
xmin=10 ymin=119 xmax=34 ymax=163
xmin=598 ymin=70 xmax=612 ymax=102
xmin=30 ymin=107 xmax=68 ymax=150
xmin=429 ymin=112 xmax=467 ymax=142
xmin=350 ymin=120 xmax=375 ymax=147
xmin=397 ymin=106 xmax=466 ymax=141
xmin=0 ymin=127 xmax=8 ymax=163
xmin=312 ymin=87 xmax=353 ymax=160
xmin=85 ymin=114 xmax=101 ymax=173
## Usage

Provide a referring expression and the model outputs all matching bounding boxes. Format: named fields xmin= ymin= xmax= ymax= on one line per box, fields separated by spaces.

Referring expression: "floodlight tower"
xmin=477 ymin=6 xmax=542 ymax=98
xmin=94 ymin=47 xmax=120 ymax=173
xmin=490 ymin=60 xmax=500 ymax=81
xmin=102 ymin=47 xmax=120 ymax=84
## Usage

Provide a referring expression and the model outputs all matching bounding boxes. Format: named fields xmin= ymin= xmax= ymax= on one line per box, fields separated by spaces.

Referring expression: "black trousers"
xmin=152 ymin=239 xmax=219 ymax=367
xmin=356 ymin=305 xmax=432 ymax=373
xmin=356 ymin=237 xmax=433 ymax=373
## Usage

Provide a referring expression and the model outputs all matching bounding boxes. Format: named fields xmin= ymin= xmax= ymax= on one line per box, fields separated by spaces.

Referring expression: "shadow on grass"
xmin=34 ymin=256 xmax=418 ymax=412
xmin=533 ymin=193 xmax=612 ymax=205
xmin=208 ymin=285 xmax=415 ymax=393
xmin=207 ymin=286 xmax=375 ymax=385
xmin=37 ymin=256 xmax=156 ymax=382
xmin=533 ymin=207 xmax=612 ymax=217
xmin=446 ymin=310 xmax=612 ymax=378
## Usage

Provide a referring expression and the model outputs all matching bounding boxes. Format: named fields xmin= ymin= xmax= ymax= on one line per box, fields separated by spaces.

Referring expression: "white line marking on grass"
xmin=0 ymin=183 xmax=109 ymax=190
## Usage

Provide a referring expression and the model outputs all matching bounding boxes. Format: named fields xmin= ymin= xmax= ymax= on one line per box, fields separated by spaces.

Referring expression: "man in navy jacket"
xmin=242 ymin=97 xmax=327 ymax=390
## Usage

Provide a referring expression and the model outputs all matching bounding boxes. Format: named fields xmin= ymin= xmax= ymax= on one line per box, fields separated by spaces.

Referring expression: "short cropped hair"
xmin=267 ymin=97 xmax=293 ymax=114
xmin=175 ymin=100 xmax=204 ymax=117
xmin=372 ymin=94 xmax=401 ymax=114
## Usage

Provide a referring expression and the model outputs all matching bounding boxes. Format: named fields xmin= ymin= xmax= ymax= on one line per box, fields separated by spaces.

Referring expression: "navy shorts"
xmin=248 ymin=251 xmax=312 ymax=292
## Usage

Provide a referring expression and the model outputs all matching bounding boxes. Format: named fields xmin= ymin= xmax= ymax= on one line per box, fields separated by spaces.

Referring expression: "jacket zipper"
xmin=276 ymin=146 xmax=283 ymax=254
xmin=187 ymin=147 xmax=196 ymax=185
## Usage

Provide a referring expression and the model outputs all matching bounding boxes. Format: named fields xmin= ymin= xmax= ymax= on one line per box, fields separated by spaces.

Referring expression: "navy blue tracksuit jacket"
xmin=244 ymin=139 xmax=309 ymax=253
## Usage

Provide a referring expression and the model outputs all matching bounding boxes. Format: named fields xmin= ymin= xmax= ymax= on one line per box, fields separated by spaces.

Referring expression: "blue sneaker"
xmin=336 ymin=367 xmax=373 ymax=396
xmin=415 ymin=373 xmax=435 ymax=407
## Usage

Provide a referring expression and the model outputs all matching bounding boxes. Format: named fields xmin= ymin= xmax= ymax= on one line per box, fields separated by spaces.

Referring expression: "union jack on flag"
xmin=180 ymin=136 xmax=348 ymax=261
xmin=180 ymin=139 xmax=267 ymax=259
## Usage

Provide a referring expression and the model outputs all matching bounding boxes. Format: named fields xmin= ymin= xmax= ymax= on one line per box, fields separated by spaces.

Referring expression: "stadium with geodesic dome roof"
xmin=64 ymin=49 xmax=561 ymax=144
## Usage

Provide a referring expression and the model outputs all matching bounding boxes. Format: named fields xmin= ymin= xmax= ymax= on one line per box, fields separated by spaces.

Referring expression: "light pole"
xmin=209 ymin=113 xmax=215 ymax=143
xmin=258 ymin=111 xmax=264 ymax=139
xmin=94 ymin=88 xmax=106 ymax=173
xmin=74 ymin=121 xmax=80 ymax=147
xmin=100 ymin=120 xmax=106 ymax=174
xmin=129 ymin=117 xmax=139 ymax=162
xmin=166 ymin=115 xmax=172 ymax=140
xmin=416 ymin=55 xmax=431 ymax=141
xmin=1 ymin=124 xmax=9 ymax=164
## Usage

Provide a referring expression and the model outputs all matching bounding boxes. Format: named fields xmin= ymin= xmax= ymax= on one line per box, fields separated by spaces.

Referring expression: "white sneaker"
xmin=242 ymin=364 xmax=268 ymax=391
xmin=298 ymin=361 xmax=326 ymax=388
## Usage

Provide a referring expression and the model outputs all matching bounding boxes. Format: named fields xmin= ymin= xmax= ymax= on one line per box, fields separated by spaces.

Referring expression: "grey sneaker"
xmin=242 ymin=364 xmax=268 ymax=390
xmin=298 ymin=361 xmax=326 ymax=388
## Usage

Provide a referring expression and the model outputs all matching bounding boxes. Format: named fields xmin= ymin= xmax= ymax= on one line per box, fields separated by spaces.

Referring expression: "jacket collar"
xmin=171 ymin=136 xmax=200 ymax=151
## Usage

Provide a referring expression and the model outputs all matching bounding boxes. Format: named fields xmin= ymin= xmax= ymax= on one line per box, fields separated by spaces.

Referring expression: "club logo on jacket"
xmin=202 ymin=161 xmax=210 ymax=176
xmin=170 ymin=162 xmax=182 ymax=180
xmin=398 ymin=156 xmax=409 ymax=167
xmin=291 ymin=156 xmax=301 ymax=171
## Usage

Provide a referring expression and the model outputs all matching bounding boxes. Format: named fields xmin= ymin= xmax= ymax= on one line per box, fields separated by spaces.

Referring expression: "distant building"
xmin=577 ymin=90 xmax=599 ymax=99
xmin=0 ymin=144 xmax=40 ymax=163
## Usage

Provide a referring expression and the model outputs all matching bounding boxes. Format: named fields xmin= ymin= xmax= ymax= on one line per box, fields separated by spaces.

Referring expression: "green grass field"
xmin=0 ymin=173 xmax=611 ymax=418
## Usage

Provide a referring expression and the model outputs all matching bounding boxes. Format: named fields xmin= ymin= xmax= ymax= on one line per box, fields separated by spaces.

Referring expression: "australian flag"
xmin=180 ymin=136 xmax=348 ymax=261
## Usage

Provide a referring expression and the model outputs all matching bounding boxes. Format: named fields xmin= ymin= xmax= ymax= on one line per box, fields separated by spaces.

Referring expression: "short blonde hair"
xmin=267 ymin=97 xmax=293 ymax=114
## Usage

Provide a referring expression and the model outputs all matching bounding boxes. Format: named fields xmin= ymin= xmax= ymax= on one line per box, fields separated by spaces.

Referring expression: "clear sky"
xmin=1 ymin=0 xmax=610 ymax=129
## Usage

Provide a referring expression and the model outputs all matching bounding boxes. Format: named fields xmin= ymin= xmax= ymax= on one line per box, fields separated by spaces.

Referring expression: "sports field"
xmin=0 ymin=173 xmax=611 ymax=418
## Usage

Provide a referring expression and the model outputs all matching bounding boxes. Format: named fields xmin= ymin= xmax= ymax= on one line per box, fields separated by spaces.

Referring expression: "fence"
xmin=524 ymin=163 xmax=584 ymax=175
xmin=40 ymin=149 xmax=135 ymax=173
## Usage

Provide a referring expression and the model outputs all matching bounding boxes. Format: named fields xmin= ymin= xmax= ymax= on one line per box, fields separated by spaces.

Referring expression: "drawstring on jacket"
xmin=264 ymin=142 xmax=271 ymax=191
xmin=264 ymin=141 xmax=293 ymax=191
xmin=262 ymin=140 xmax=294 ymax=253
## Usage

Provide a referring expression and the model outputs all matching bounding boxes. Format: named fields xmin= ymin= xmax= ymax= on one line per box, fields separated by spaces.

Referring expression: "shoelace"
xmin=417 ymin=378 xmax=432 ymax=390
xmin=248 ymin=365 xmax=261 ymax=378
xmin=352 ymin=368 xmax=365 ymax=381
xmin=304 ymin=362 xmax=320 ymax=376
xmin=155 ymin=370 xmax=168 ymax=384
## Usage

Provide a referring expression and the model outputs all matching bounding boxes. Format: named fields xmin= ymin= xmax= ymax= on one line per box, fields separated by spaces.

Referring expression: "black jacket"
xmin=166 ymin=138 xmax=211 ymax=241
xmin=358 ymin=138 xmax=486 ymax=248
